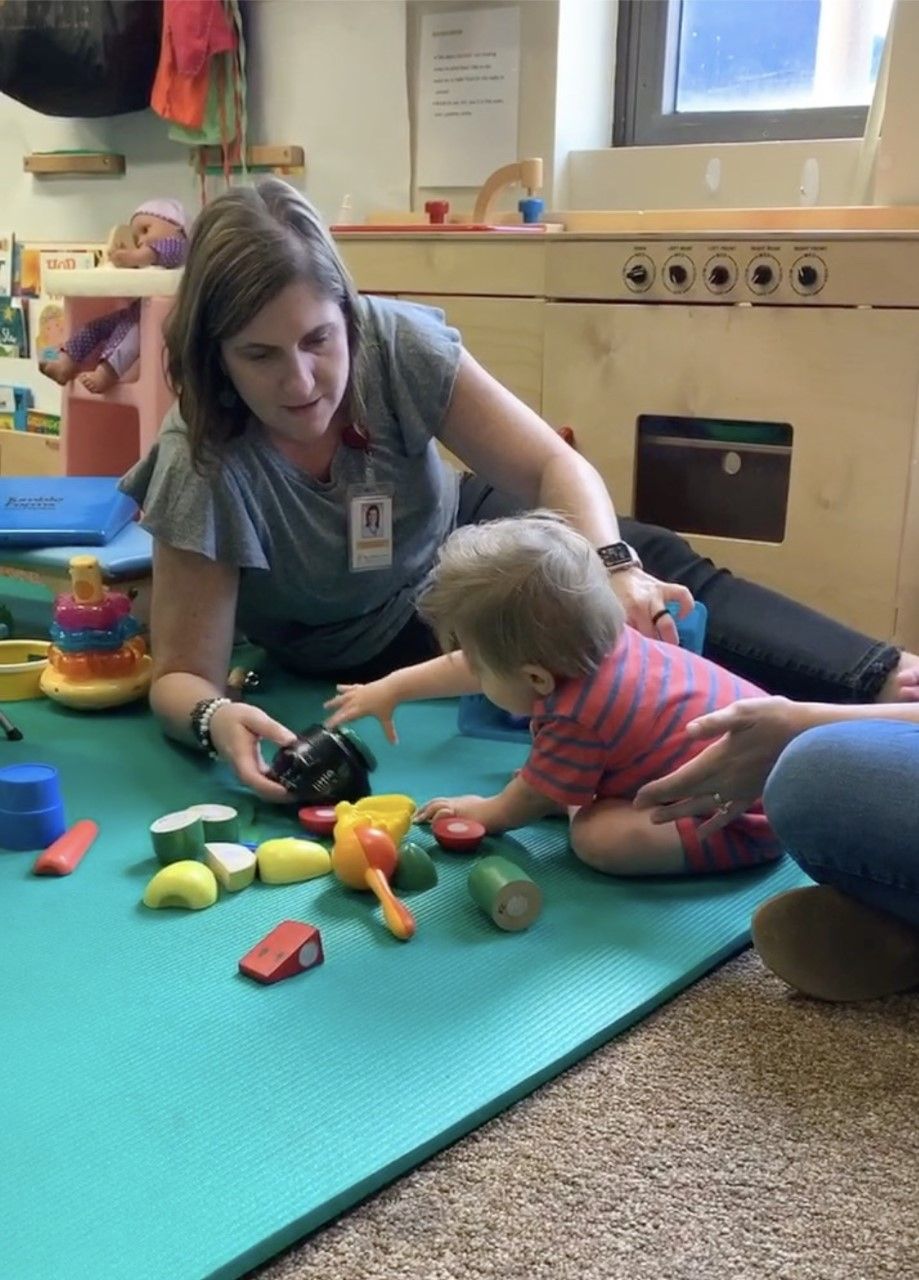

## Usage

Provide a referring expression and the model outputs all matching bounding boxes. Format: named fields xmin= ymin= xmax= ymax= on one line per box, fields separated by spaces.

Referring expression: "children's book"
xmin=0 ymin=298 xmax=27 ymax=357
xmin=0 ymin=476 xmax=139 ymax=546
xmin=25 ymin=409 xmax=61 ymax=437
xmin=14 ymin=244 xmax=101 ymax=298
xmin=29 ymin=295 xmax=65 ymax=363
xmin=0 ymin=385 xmax=33 ymax=430
xmin=0 ymin=233 xmax=12 ymax=296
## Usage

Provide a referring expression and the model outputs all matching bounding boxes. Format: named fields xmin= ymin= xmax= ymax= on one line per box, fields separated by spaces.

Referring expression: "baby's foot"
xmin=39 ymin=352 xmax=78 ymax=385
xmin=78 ymin=361 xmax=119 ymax=394
xmin=880 ymin=652 xmax=919 ymax=702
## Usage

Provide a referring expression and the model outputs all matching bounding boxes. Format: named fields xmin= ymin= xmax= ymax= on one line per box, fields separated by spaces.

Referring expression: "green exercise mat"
xmin=0 ymin=681 xmax=809 ymax=1280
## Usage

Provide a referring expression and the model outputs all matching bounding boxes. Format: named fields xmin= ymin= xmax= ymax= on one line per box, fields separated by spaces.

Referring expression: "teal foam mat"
xmin=0 ymin=682 xmax=809 ymax=1280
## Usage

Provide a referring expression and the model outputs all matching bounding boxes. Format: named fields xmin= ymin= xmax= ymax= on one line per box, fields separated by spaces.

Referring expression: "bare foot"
xmin=877 ymin=651 xmax=919 ymax=702
xmin=78 ymin=361 xmax=119 ymax=395
xmin=39 ymin=352 xmax=78 ymax=385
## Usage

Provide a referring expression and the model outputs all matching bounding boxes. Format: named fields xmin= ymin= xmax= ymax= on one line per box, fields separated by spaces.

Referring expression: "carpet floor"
xmin=248 ymin=947 xmax=919 ymax=1280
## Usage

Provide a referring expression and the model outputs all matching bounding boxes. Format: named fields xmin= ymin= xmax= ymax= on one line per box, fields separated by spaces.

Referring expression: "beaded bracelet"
xmin=190 ymin=697 xmax=232 ymax=759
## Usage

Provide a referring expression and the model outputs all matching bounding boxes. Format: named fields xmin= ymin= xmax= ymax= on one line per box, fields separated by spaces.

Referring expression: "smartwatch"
xmin=597 ymin=541 xmax=642 ymax=573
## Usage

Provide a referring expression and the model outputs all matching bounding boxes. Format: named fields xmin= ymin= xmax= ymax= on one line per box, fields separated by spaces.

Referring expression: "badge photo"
xmin=348 ymin=488 xmax=393 ymax=571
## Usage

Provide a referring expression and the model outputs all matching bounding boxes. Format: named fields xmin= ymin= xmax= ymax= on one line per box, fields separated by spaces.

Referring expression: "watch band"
xmin=597 ymin=541 xmax=642 ymax=573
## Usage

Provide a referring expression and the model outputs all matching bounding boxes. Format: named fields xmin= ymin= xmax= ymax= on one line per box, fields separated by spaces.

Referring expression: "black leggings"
xmin=335 ymin=474 xmax=900 ymax=701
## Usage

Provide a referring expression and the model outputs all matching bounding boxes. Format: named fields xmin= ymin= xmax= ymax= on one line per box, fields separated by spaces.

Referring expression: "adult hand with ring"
xmin=634 ymin=696 xmax=806 ymax=837
xmin=607 ymin=567 xmax=694 ymax=645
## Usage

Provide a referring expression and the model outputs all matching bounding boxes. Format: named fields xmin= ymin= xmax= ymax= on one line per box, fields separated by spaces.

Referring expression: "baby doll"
xmin=40 ymin=198 xmax=189 ymax=395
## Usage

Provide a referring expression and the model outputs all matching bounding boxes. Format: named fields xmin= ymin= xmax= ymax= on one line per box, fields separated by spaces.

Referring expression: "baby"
xmin=325 ymin=512 xmax=781 ymax=877
xmin=40 ymin=198 xmax=189 ymax=395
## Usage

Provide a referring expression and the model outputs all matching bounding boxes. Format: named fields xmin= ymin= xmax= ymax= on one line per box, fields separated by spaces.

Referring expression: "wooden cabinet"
xmin=338 ymin=237 xmax=546 ymax=414
xmin=337 ymin=232 xmax=919 ymax=645
xmin=0 ymin=429 xmax=61 ymax=477
xmin=541 ymin=301 xmax=919 ymax=640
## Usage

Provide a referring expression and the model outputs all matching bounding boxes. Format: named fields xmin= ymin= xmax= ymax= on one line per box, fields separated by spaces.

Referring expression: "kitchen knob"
xmin=797 ymin=265 xmax=818 ymax=288
xmin=668 ymin=264 xmax=688 ymax=286
xmin=752 ymin=264 xmax=773 ymax=287
xmin=709 ymin=265 xmax=730 ymax=287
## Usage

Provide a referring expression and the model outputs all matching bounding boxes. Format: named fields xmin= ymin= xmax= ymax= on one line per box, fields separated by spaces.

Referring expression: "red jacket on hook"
xmin=151 ymin=0 xmax=237 ymax=131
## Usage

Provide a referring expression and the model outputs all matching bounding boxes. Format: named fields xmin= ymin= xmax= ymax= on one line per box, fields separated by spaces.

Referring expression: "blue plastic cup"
xmin=0 ymin=762 xmax=67 ymax=851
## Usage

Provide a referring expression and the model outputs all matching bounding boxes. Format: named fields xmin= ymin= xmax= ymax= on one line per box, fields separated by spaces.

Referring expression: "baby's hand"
xmin=110 ymin=245 xmax=154 ymax=268
xmin=415 ymin=794 xmax=494 ymax=828
xmin=324 ymin=679 xmax=399 ymax=744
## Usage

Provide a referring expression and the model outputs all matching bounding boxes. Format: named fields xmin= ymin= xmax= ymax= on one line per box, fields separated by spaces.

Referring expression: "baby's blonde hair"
xmin=420 ymin=511 xmax=625 ymax=677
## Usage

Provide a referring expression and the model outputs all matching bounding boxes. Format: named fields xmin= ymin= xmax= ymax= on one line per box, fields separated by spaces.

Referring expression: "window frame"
xmin=613 ymin=0 xmax=871 ymax=147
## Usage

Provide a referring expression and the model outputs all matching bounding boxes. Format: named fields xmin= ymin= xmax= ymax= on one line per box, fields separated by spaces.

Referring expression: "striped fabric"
xmin=521 ymin=627 xmax=781 ymax=873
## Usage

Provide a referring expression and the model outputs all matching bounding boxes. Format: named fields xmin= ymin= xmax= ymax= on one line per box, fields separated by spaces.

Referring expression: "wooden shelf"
xmin=190 ymin=144 xmax=305 ymax=175
xmin=24 ymin=152 xmax=125 ymax=177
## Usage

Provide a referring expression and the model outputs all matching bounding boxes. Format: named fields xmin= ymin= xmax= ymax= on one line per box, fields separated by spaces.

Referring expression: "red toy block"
xmin=238 ymin=920 xmax=324 ymax=985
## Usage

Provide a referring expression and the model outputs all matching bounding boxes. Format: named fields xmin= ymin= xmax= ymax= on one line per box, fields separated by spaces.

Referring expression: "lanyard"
xmin=342 ymin=423 xmax=374 ymax=484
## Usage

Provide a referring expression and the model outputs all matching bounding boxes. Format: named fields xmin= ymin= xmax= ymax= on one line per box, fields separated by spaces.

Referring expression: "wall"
xmin=0 ymin=105 xmax=188 ymax=243
xmin=247 ymin=0 xmax=410 ymax=221
xmin=0 ymin=0 xmax=411 ymax=413
xmin=552 ymin=0 xmax=617 ymax=209
xmin=568 ymin=0 xmax=919 ymax=210
xmin=407 ymin=0 xmax=560 ymax=208
xmin=408 ymin=0 xmax=919 ymax=215
xmin=0 ymin=0 xmax=411 ymax=242
xmin=405 ymin=0 xmax=616 ymax=213
xmin=2 ymin=0 xmax=915 ymax=242
xmin=568 ymin=138 xmax=863 ymax=210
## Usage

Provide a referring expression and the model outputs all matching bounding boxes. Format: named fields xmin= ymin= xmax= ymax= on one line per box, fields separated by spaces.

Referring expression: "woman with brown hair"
xmin=121 ymin=178 xmax=916 ymax=801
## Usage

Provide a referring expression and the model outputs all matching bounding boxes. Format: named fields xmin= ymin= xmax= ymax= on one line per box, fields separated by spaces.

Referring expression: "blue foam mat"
xmin=0 ymin=682 xmax=808 ymax=1279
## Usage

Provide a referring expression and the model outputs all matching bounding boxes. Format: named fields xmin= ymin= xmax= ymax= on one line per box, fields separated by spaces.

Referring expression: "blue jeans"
xmin=763 ymin=721 xmax=919 ymax=929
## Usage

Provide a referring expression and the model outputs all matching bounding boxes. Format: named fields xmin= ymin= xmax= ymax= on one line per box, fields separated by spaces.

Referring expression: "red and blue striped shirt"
xmin=521 ymin=626 xmax=781 ymax=873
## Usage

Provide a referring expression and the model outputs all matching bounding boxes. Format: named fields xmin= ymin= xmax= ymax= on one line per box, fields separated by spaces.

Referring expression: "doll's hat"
xmin=132 ymin=199 xmax=189 ymax=233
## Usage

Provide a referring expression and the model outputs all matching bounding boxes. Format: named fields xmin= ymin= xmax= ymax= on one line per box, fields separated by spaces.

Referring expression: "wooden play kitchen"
xmin=336 ymin=204 xmax=919 ymax=650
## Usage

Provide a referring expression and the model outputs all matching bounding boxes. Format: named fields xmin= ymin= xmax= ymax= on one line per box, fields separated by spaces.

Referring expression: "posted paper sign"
xmin=417 ymin=5 xmax=520 ymax=188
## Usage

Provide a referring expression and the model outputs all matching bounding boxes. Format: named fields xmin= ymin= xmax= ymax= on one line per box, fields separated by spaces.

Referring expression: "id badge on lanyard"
xmin=344 ymin=424 xmax=393 ymax=572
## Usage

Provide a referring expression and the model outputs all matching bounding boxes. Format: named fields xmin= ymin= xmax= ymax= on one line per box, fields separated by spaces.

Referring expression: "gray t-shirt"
xmin=120 ymin=295 xmax=463 ymax=671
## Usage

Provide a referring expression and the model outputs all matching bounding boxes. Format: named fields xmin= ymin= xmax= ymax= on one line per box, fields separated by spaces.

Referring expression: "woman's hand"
xmin=633 ymin=696 xmax=803 ymax=837
xmin=324 ymin=678 xmax=400 ymax=744
xmin=208 ymin=702 xmax=298 ymax=802
xmin=609 ymin=567 xmax=694 ymax=645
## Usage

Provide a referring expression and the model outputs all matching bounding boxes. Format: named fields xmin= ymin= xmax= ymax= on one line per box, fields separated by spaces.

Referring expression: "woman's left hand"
xmin=609 ymin=567 xmax=694 ymax=644
xmin=633 ymin=696 xmax=803 ymax=837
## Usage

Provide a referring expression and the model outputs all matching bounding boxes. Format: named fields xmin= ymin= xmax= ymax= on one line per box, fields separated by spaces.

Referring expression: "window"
xmin=615 ymin=0 xmax=894 ymax=146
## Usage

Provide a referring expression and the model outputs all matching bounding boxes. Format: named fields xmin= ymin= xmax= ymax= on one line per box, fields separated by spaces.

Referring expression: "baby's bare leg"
xmin=569 ymin=798 xmax=686 ymax=875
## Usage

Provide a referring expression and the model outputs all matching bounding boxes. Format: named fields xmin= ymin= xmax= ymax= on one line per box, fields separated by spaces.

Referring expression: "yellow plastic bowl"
xmin=0 ymin=639 xmax=51 ymax=700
